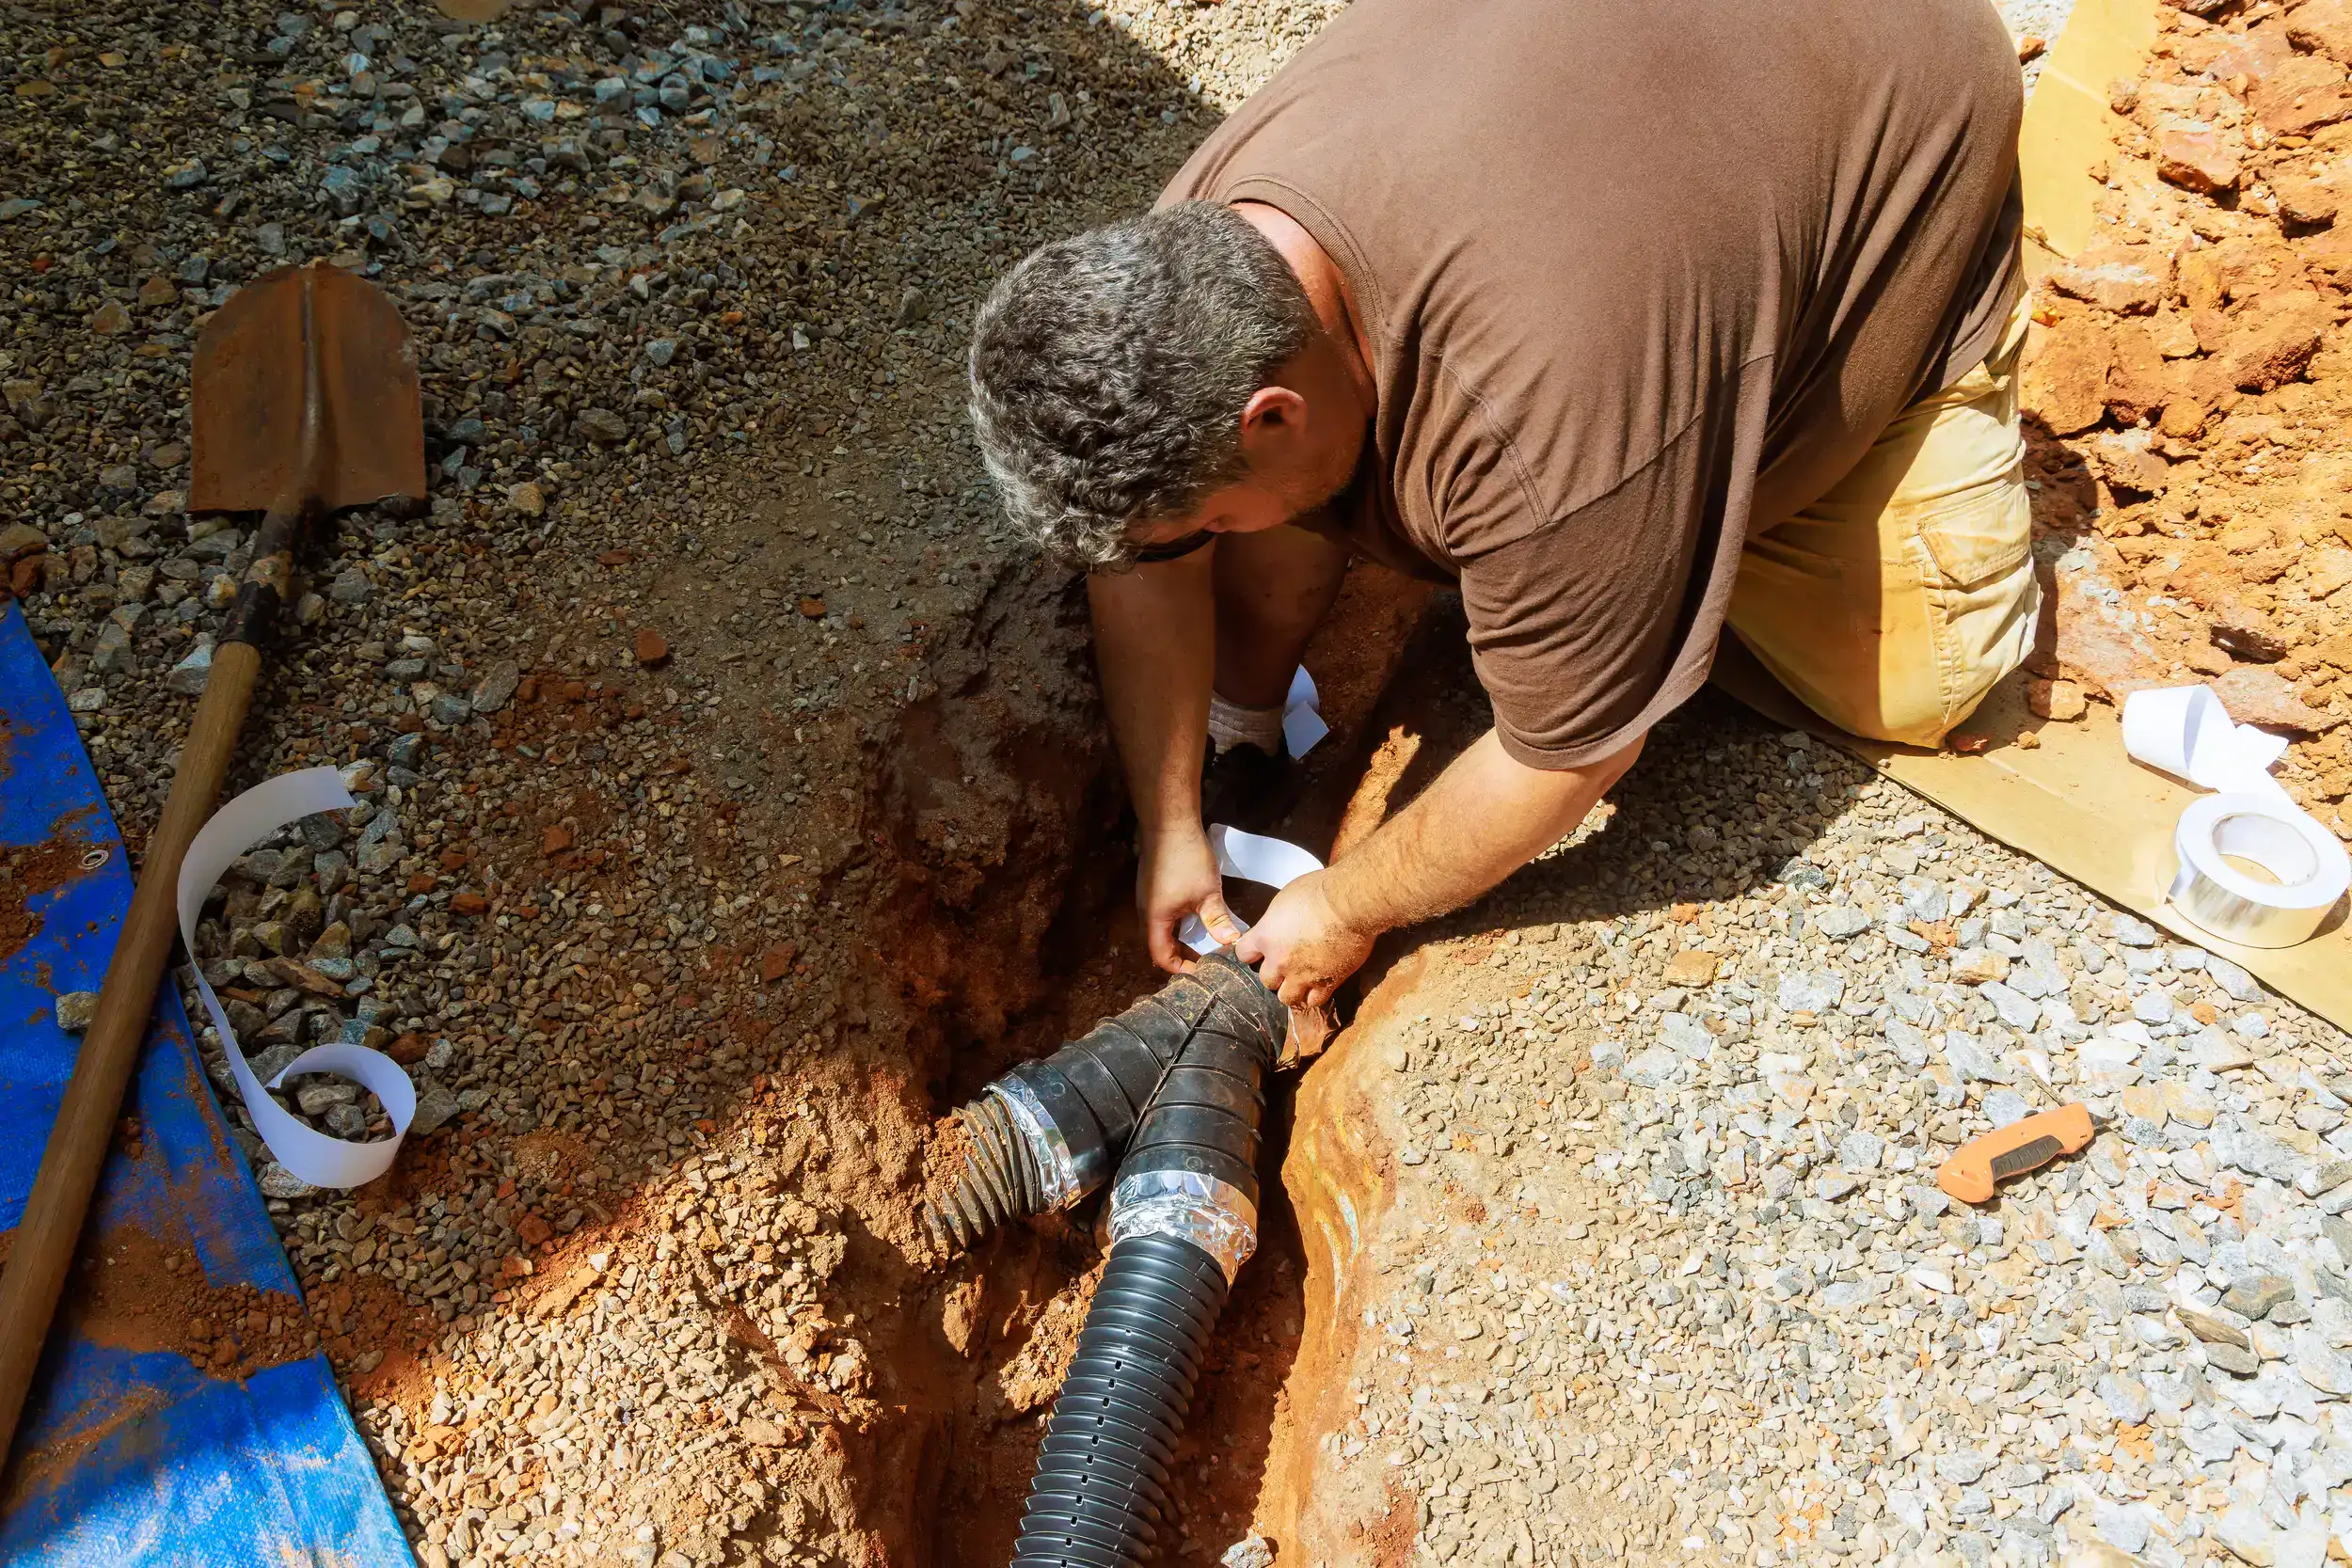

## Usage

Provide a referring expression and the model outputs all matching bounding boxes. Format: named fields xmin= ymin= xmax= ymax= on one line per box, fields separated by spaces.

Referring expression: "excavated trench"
xmin=803 ymin=555 xmax=1434 ymax=1565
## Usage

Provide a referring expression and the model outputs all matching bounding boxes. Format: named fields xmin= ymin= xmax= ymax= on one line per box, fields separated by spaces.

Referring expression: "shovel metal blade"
xmin=189 ymin=263 xmax=426 ymax=516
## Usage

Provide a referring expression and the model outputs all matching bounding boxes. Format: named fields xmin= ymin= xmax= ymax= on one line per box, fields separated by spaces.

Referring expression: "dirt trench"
xmin=790 ymin=555 xmax=1434 ymax=1565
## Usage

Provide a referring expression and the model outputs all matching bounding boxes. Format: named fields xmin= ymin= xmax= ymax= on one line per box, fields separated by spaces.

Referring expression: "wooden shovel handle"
xmin=0 ymin=638 xmax=263 ymax=1467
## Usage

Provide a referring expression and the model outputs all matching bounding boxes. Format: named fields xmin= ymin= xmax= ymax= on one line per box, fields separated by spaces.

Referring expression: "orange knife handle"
xmin=1935 ymin=1103 xmax=2094 ymax=1206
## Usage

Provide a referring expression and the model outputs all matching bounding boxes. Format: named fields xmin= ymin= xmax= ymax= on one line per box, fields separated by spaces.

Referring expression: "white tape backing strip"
xmin=2121 ymin=684 xmax=2291 ymax=801
xmin=177 ymin=767 xmax=418 ymax=1189
xmin=1178 ymin=824 xmax=1327 ymax=956
xmin=1282 ymin=665 xmax=1328 ymax=759
xmin=2122 ymin=685 xmax=2351 ymax=949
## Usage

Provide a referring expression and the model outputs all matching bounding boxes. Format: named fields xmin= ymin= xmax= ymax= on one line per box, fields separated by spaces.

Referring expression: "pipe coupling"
xmin=1107 ymin=1169 xmax=1259 ymax=1283
xmin=986 ymin=1074 xmax=1094 ymax=1210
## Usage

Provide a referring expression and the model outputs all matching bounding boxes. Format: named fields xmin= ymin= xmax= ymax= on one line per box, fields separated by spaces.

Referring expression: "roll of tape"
xmin=2165 ymin=791 xmax=2350 ymax=949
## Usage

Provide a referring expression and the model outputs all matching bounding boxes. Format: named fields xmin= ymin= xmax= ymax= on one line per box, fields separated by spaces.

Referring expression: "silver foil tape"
xmin=1107 ymin=1169 xmax=1260 ymax=1283
xmin=986 ymin=1075 xmax=1089 ymax=1210
xmin=2164 ymin=791 xmax=2350 ymax=950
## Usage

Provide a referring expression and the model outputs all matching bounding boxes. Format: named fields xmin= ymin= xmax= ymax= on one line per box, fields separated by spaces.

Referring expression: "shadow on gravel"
xmin=1289 ymin=591 xmax=1847 ymax=1019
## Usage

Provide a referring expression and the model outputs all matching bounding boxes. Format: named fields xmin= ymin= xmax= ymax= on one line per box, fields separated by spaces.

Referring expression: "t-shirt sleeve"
xmin=1455 ymin=413 xmax=1729 ymax=769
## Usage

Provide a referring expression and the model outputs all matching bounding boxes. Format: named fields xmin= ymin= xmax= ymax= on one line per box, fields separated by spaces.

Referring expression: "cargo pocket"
xmin=1910 ymin=479 xmax=2030 ymax=589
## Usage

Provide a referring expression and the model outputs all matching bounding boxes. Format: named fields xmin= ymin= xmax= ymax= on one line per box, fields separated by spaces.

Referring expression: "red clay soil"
xmin=54 ymin=1225 xmax=314 ymax=1382
xmin=2021 ymin=0 xmax=2352 ymax=825
xmin=0 ymin=821 xmax=96 ymax=968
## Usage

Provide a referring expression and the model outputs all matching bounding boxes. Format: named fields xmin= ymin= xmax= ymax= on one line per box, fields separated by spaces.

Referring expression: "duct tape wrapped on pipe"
xmin=179 ymin=767 xmax=419 ymax=1188
xmin=2122 ymin=685 xmax=2351 ymax=950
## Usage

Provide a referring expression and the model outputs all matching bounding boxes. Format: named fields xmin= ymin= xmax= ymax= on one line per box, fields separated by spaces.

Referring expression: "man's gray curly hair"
xmin=967 ymin=201 xmax=1317 ymax=569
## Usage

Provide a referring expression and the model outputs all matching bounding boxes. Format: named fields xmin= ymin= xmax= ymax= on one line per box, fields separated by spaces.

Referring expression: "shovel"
xmin=0 ymin=262 xmax=423 ymax=1466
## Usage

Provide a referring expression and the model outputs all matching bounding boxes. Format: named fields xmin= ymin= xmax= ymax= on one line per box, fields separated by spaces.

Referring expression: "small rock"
xmin=54 ymin=990 xmax=99 ymax=1031
xmin=2213 ymin=1501 xmax=2278 ymax=1562
xmin=2095 ymin=1373 xmax=2151 ymax=1424
xmin=633 ymin=628 xmax=670 ymax=667
xmin=1219 ymin=1533 xmax=1276 ymax=1568
xmin=2179 ymin=1305 xmax=2252 ymax=1350
xmin=2297 ymin=1327 xmax=2352 ymax=1394
xmin=2025 ymin=677 xmax=2086 ymax=721
xmin=2210 ymin=666 xmax=2339 ymax=733
xmin=256 ymin=1163 xmax=318 ymax=1200
xmin=1935 ymin=1449 xmax=1990 ymax=1484
xmin=2223 ymin=1275 xmax=2296 ymax=1320
xmin=167 ymin=640 xmax=214 ymax=695
xmin=470 ymin=658 xmax=520 ymax=713
xmin=2157 ymin=129 xmax=2242 ymax=194
xmin=1951 ymin=949 xmax=2011 ymax=985
xmin=2205 ymin=1340 xmax=2260 ymax=1377
xmin=506 ymin=481 xmax=545 ymax=516
xmin=2048 ymin=245 xmax=2171 ymax=314
xmin=294 ymin=1081 xmax=358 ymax=1117
xmin=2210 ymin=607 xmax=2292 ymax=664
xmin=1981 ymin=980 xmax=2042 ymax=1029
xmin=2204 ymin=956 xmax=2260 ymax=1002
xmin=1661 ymin=949 xmax=1717 ymax=987
xmin=89 ymin=299 xmax=133 ymax=336
xmin=1813 ymin=906 xmax=1871 ymax=939
xmin=409 ymin=1080 xmax=460 ymax=1137
xmin=2195 ymin=1032 xmax=2256 ymax=1071
xmin=577 ymin=407 xmax=629 ymax=446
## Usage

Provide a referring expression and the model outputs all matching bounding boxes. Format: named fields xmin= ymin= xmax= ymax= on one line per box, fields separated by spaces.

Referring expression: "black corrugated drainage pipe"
xmin=1007 ymin=958 xmax=1281 ymax=1568
xmin=925 ymin=952 xmax=1286 ymax=1254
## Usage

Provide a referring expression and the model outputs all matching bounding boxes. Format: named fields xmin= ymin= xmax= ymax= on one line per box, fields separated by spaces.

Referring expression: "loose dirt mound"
xmin=2021 ymin=0 xmax=2352 ymax=831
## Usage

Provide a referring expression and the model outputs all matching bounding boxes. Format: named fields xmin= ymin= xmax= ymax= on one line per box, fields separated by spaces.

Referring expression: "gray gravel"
xmin=1 ymin=0 xmax=2130 ymax=1562
xmin=1312 ymin=698 xmax=2352 ymax=1567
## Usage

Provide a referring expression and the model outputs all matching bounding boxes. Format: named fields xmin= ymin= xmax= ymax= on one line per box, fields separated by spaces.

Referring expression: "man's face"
xmin=1128 ymin=477 xmax=1299 ymax=553
xmin=1123 ymin=374 xmax=1362 ymax=559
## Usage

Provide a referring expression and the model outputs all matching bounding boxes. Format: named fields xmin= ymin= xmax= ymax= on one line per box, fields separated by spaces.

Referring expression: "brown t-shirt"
xmin=1163 ymin=0 xmax=2024 ymax=768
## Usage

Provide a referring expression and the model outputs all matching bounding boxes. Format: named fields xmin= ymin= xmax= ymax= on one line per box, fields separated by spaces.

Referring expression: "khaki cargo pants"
xmin=1729 ymin=296 xmax=2039 ymax=748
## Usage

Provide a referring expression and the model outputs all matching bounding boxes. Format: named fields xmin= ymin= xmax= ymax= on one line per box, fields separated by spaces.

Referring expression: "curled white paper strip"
xmin=2121 ymin=684 xmax=2291 ymax=801
xmin=177 ymin=767 xmax=418 ymax=1189
xmin=2122 ymin=685 xmax=2351 ymax=949
xmin=1177 ymin=823 xmax=1327 ymax=956
xmin=1282 ymin=665 xmax=1328 ymax=759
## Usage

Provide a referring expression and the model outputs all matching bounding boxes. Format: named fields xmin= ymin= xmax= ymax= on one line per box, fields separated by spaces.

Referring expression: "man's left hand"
xmin=1232 ymin=870 xmax=1375 ymax=1009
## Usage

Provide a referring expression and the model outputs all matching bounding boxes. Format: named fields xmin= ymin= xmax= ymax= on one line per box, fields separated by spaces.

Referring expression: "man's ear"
xmin=1238 ymin=385 xmax=1309 ymax=453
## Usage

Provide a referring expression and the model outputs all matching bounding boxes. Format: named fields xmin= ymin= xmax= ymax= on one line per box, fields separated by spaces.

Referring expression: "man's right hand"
xmin=1139 ymin=825 xmax=1241 ymax=973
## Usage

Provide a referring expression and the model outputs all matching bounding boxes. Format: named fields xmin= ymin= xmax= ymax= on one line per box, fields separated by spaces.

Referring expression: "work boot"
xmin=1200 ymin=736 xmax=1295 ymax=832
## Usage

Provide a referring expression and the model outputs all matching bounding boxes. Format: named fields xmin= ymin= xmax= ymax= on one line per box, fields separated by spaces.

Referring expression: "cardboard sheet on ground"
xmin=0 ymin=602 xmax=411 ymax=1565
xmin=1710 ymin=650 xmax=2352 ymax=1035
xmin=1706 ymin=0 xmax=2352 ymax=1031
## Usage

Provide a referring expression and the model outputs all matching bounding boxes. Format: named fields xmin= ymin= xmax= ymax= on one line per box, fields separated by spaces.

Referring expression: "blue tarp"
xmin=0 ymin=600 xmax=413 ymax=1566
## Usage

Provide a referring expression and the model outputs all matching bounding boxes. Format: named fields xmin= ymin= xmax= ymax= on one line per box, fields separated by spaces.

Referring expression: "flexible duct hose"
xmin=1009 ymin=965 xmax=1278 ymax=1568
xmin=925 ymin=952 xmax=1286 ymax=1253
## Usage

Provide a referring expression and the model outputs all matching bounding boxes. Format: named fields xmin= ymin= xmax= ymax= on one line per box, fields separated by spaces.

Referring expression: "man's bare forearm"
xmin=1319 ymin=729 xmax=1644 ymax=935
xmin=1087 ymin=549 xmax=1216 ymax=836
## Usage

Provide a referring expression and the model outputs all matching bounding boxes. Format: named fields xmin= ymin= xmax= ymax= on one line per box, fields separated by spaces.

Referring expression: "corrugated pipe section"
xmin=1008 ymin=958 xmax=1281 ymax=1568
xmin=924 ymin=952 xmax=1286 ymax=1254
